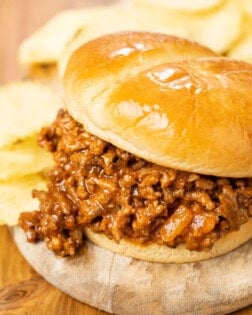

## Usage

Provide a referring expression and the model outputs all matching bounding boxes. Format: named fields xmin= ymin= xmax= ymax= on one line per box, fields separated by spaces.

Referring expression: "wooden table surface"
xmin=0 ymin=1 xmax=251 ymax=314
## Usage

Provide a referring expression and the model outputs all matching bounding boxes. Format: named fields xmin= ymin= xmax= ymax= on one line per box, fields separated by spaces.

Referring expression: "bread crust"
xmin=64 ymin=32 xmax=252 ymax=177
xmin=84 ymin=219 xmax=252 ymax=263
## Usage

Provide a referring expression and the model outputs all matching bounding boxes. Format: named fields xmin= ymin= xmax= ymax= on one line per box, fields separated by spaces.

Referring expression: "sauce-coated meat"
xmin=19 ymin=110 xmax=252 ymax=256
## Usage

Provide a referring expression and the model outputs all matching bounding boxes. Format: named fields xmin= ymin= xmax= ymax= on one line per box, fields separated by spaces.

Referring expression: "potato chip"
xmin=79 ymin=5 xmax=189 ymax=41
xmin=0 ymin=174 xmax=46 ymax=226
xmin=27 ymin=64 xmax=61 ymax=94
xmin=135 ymin=0 xmax=223 ymax=13
xmin=134 ymin=0 xmax=243 ymax=53
xmin=187 ymin=0 xmax=243 ymax=53
xmin=240 ymin=0 xmax=252 ymax=17
xmin=18 ymin=9 xmax=89 ymax=65
xmin=228 ymin=31 xmax=252 ymax=63
xmin=0 ymin=135 xmax=53 ymax=181
xmin=0 ymin=81 xmax=62 ymax=148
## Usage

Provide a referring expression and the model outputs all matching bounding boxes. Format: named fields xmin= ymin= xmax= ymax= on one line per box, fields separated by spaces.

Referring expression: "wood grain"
xmin=0 ymin=225 xmax=108 ymax=315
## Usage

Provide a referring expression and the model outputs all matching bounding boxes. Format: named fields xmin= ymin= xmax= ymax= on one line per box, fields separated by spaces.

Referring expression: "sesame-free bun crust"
xmin=64 ymin=32 xmax=252 ymax=177
xmin=84 ymin=219 xmax=252 ymax=263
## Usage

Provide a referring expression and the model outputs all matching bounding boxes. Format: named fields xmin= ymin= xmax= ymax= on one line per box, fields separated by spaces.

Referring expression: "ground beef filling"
xmin=19 ymin=110 xmax=252 ymax=256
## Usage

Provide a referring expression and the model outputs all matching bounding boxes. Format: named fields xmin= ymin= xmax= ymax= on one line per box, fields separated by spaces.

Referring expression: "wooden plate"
xmin=12 ymin=227 xmax=252 ymax=315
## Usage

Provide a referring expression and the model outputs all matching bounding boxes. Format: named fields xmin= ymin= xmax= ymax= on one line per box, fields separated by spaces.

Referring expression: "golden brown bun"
xmin=64 ymin=32 xmax=252 ymax=177
xmin=84 ymin=219 xmax=252 ymax=263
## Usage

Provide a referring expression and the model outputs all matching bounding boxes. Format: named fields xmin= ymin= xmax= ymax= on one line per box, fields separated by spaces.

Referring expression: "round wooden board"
xmin=12 ymin=227 xmax=252 ymax=315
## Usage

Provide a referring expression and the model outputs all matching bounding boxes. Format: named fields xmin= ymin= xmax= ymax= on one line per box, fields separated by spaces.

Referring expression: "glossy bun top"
xmin=64 ymin=32 xmax=252 ymax=177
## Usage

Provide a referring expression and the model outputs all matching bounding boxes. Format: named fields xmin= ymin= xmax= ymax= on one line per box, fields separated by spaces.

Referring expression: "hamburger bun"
xmin=84 ymin=220 xmax=252 ymax=263
xmin=61 ymin=32 xmax=252 ymax=263
xmin=64 ymin=32 xmax=252 ymax=178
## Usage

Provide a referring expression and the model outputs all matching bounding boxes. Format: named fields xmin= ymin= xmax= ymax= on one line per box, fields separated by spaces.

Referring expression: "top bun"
xmin=64 ymin=31 xmax=252 ymax=178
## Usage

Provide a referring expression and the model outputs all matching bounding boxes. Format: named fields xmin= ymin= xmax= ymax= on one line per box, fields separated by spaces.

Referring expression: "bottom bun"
xmin=84 ymin=219 xmax=252 ymax=263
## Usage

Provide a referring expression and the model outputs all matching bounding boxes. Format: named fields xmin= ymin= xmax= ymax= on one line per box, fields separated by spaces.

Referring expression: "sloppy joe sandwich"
xmin=19 ymin=32 xmax=252 ymax=263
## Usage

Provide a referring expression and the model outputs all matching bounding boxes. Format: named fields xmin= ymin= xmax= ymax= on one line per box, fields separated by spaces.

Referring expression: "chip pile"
xmin=0 ymin=82 xmax=62 ymax=225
